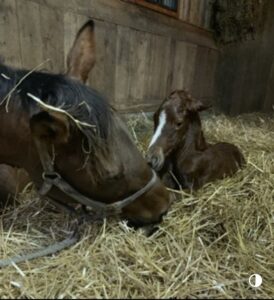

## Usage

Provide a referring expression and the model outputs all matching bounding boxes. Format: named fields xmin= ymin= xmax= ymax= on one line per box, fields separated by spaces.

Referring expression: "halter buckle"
xmin=42 ymin=171 xmax=61 ymax=182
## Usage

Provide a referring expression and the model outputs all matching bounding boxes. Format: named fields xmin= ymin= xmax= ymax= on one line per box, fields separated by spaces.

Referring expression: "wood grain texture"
xmin=26 ymin=0 xmax=217 ymax=50
xmin=128 ymin=29 xmax=150 ymax=107
xmin=114 ymin=26 xmax=131 ymax=108
xmin=191 ymin=46 xmax=218 ymax=104
xmin=39 ymin=5 xmax=65 ymax=73
xmin=179 ymin=0 xmax=212 ymax=29
xmin=143 ymin=34 xmax=172 ymax=108
xmin=0 ymin=0 xmax=21 ymax=66
xmin=171 ymin=41 xmax=197 ymax=92
xmin=16 ymin=0 xmax=44 ymax=69
xmin=216 ymin=0 xmax=274 ymax=115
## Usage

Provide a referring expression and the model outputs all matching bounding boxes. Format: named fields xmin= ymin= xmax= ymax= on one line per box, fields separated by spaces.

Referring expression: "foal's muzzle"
xmin=146 ymin=148 xmax=165 ymax=171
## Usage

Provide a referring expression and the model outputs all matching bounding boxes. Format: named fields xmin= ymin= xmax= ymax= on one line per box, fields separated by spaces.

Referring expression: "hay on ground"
xmin=0 ymin=112 xmax=273 ymax=299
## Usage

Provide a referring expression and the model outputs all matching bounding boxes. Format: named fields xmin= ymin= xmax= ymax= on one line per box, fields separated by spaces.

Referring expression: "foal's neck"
xmin=178 ymin=112 xmax=207 ymax=158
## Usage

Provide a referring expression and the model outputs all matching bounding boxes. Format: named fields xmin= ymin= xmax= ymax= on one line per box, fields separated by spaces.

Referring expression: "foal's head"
xmin=147 ymin=90 xmax=209 ymax=171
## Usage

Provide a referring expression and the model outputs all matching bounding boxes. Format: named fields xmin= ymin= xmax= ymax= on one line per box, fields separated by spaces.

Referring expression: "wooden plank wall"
xmin=216 ymin=0 xmax=274 ymax=114
xmin=0 ymin=0 xmax=218 ymax=113
xmin=179 ymin=0 xmax=212 ymax=30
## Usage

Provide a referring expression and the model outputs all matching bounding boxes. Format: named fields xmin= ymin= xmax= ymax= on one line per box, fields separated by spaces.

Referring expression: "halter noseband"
xmin=35 ymin=139 xmax=157 ymax=217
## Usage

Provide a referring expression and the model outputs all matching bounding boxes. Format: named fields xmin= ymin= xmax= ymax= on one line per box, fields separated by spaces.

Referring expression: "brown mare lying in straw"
xmin=0 ymin=20 xmax=170 ymax=227
xmin=0 ymin=20 xmax=171 ymax=267
xmin=147 ymin=90 xmax=245 ymax=190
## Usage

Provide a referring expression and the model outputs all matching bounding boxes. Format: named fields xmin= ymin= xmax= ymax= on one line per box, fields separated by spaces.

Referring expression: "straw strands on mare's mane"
xmin=0 ymin=20 xmax=171 ymax=267
xmin=147 ymin=90 xmax=246 ymax=190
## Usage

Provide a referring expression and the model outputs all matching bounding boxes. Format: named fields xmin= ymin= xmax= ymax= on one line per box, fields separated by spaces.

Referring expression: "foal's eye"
xmin=176 ymin=121 xmax=183 ymax=128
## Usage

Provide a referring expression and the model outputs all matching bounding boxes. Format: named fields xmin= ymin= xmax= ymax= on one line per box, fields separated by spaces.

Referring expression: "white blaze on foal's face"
xmin=149 ymin=110 xmax=166 ymax=149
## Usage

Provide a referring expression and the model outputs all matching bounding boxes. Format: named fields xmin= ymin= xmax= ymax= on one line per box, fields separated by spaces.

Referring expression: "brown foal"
xmin=147 ymin=90 xmax=245 ymax=190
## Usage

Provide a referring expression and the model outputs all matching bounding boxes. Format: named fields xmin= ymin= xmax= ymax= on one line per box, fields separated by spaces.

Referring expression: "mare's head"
xmin=0 ymin=21 xmax=171 ymax=227
xmin=147 ymin=90 xmax=209 ymax=171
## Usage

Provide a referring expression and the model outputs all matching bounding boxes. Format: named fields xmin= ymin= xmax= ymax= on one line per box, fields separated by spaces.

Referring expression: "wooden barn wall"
xmin=179 ymin=0 xmax=212 ymax=30
xmin=0 ymin=0 xmax=218 ymax=113
xmin=215 ymin=1 xmax=274 ymax=115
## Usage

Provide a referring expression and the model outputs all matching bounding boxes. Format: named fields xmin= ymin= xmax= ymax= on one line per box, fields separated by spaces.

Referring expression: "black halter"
xmin=35 ymin=139 xmax=158 ymax=217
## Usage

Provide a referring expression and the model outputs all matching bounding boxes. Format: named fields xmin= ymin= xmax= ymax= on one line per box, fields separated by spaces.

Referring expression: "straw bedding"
xmin=0 ymin=112 xmax=273 ymax=299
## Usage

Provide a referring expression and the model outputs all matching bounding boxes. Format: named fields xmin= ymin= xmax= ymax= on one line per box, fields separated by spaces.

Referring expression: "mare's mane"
xmin=0 ymin=63 xmax=113 ymax=141
xmin=0 ymin=63 xmax=125 ymax=182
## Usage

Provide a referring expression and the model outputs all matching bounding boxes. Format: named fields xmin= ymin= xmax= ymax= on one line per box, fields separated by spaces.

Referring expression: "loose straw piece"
xmin=27 ymin=93 xmax=95 ymax=130
xmin=1 ymin=73 xmax=11 ymax=80
xmin=1 ymin=59 xmax=51 ymax=112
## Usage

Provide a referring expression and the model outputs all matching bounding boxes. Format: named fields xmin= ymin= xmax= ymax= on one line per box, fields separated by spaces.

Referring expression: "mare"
xmin=0 ymin=166 xmax=29 ymax=208
xmin=0 ymin=21 xmax=171 ymax=227
xmin=147 ymin=90 xmax=245 ymax=190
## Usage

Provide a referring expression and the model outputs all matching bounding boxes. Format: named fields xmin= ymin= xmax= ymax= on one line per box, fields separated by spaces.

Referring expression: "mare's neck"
xmin=110 ymin=114 xmax=150 ymax=179
xmin=0 ymin=105 xmax=35 ymax=168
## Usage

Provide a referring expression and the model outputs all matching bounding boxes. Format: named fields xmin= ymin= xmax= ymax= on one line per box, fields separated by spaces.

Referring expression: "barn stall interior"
xmin=0 ymin=0 xmax=273 ymax=298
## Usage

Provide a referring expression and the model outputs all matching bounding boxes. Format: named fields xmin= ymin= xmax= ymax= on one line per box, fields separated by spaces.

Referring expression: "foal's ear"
xmin=66 ymin=20 xmax=96 ymax=84
xmin=30 ymin=111 xmax=70 ymax=144
xmin=187 ymin=97 xmax=211 ymax=112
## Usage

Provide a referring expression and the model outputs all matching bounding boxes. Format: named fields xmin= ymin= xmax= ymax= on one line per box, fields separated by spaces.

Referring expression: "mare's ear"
xmin=186 ymin=96 xmax=211 ymax=112
xmin=29 ymin=111 xmax=70 ymax=144
xmin=66 ymin=20 xmax=96 ymax=84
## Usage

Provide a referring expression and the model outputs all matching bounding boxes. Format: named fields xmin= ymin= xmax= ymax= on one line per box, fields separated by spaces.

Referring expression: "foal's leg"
xmin=161 ymin=172 xmax=178 ymax=189
xmin=176 ymin=154 xmax=207 ymax=190
xmin=155 ymin=160 xmax=177 ymax=189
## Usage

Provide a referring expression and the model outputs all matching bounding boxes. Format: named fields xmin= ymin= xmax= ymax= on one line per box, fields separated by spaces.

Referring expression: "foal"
xmin=147 ymin=90 xmax=245 ymax=190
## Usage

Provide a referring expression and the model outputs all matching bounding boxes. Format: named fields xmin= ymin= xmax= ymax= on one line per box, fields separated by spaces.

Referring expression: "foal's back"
xmin=196 ymin=141 xmax=245 ymax=188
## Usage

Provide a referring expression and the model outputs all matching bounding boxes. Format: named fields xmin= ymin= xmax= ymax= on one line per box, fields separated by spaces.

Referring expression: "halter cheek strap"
xmin=34 ymin=139 xmax=157 ymax=216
